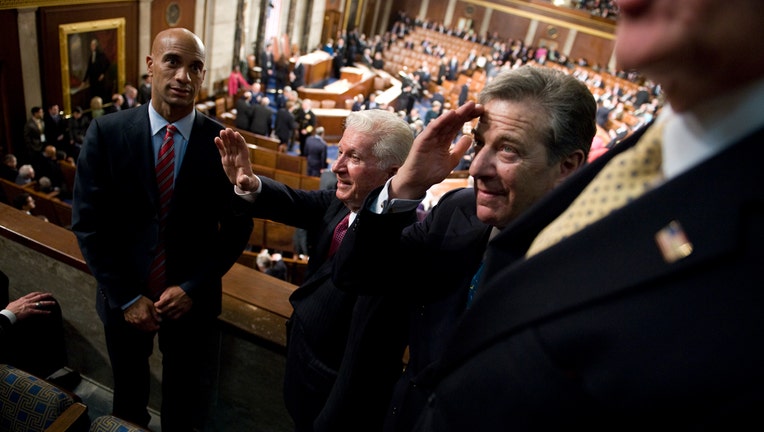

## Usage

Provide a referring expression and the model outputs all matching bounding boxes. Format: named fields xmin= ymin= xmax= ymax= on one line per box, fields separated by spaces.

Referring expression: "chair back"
xmin=0 ymin=364 xmax=88 ymax=431
xmin=89 ymin=415 xmax=149 ymax=432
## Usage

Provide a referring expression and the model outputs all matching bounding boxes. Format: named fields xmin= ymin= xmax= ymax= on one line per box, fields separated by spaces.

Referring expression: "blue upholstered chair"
xmin=0 ymin=363 xmax=88 ymax=431
xmin=89 ymin=415 xmax=150 ymax=432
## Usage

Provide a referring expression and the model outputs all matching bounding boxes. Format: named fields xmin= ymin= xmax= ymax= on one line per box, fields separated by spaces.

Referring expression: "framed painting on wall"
xmin=59 ymin=18 xmax=126 ymax=115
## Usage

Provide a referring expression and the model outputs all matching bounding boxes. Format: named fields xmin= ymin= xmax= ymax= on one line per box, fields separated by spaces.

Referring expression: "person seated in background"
xmin=255 ymin=249 xmax=288 ymax=281
xmin=255 ymin=249 xmax=273 ymax=273
xmin=424 ymin=100 xmax=443 ymax=126
xmin=15 ymin=164 xmax=35 ymax=185
xmin=365 ymin=92 xmax=380 ymax=110
xmin=37 ymin=176 xmax=56 ymax=194
xmin=269 ymin=252 xmax=288 ymax=280
xmin=12 ymin=192 xmax=34 ymax=215
xmin=90 ymin=96 xmax=105 ymax=119
xmin=104 ymin=93 xmax=124 ymax=114
xmin=351 ymin=94 xmax=365 ymax=111
xmin=0 ymin=269 xmax=78 ymax=389
xmin=0 ymin=154 xmax=18 ymax=182
xmin=121 ymin=84 xmax=140 ymax=110
xmin=12 ymin=192 xmax=47 ymax=222
xmin=37 ymin=145 xmax=70 ymax=198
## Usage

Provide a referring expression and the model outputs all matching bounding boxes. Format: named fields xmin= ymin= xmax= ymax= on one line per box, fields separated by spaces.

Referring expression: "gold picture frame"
xmin=59 ymin=18 xmax=125 ymax=115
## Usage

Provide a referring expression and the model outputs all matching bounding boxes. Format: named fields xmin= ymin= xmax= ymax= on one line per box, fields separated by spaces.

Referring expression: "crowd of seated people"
xmin=573 ymin=0 xmax=619 ymax=19
xmin=373 ymin=10 xmax=663 ymax=160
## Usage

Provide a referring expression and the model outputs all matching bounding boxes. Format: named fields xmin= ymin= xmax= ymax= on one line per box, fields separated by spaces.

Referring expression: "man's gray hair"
xmin=343 ymin=109 xmax=414 ymax=169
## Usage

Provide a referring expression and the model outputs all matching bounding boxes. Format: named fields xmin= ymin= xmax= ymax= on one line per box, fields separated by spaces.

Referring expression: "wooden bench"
xmin=0 ymin=178 xmax=71 ymax=228
xmin=311 ymin=108 xmax=349 ymax=143
xmin=234 ymin=127 xmax=281 ymax=152
xmin=247 ymin=144 xmax=307 ymax=175
xmin=58 ymin=160 xmax=76 ymax=194
xmin=237 ymin=250 xmax=308 ymax=286
xmin=373 ymin=69 xmax=403 ymax=108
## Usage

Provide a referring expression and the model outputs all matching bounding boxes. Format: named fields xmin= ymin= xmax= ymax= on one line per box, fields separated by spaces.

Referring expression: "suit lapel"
xmin=118 ymin=105 xmax=157 ymax=207
xmin=300 ymin=201 xmax=348 ymax=288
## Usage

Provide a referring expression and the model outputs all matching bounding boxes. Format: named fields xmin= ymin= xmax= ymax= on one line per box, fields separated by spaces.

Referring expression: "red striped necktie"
xmin=328 ymin=213 xmax=350 ymax=256
xmin=148 ymin=124 xmax=177 ymax=298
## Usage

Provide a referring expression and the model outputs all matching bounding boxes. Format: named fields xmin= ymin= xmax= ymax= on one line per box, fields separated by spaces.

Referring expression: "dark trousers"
xmin=104 ymin=309 xmax=220 ymax=431
xmin=4 ymin=300 xmax=68 ymax=378
xmin=1 ymin=270 xmax=68 ymax=378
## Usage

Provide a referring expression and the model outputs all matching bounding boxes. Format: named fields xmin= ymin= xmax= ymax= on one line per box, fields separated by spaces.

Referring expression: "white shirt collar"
xmin=148 ymin=103 xmax=195 ymax=140
xmin=661 ymin=77 xmax=764 ymax=179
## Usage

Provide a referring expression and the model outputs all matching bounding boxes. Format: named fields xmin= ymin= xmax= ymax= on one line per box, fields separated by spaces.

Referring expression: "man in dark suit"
xmin=303 ymin=126 xmax=327 ymax=177
xmin=290 ymin=51 xmax=306 ymax=89
xmin=406 ymin=2 xmax=764 ymax=430
xmin=294 ymin=98 xmax=316 ymax=156
xmin=372 ymin=51 xmax=385 ymax=70
xmin=216 ymin=109 xmax=415 ymax=432
xmin=22 ymin=106 xmax=45 ymax=168
xmin=260 ymin=42 xmax=276 ymax=92
xmin=234 ymin=90 xmax=254 ymax=131
xmin=72 ymin=28 xmax=253 ymax=431
xmin=457 ymin=79 xmax=470 ymax=106
xmin=274 ymin=100 xmax=297 ymax=152
xmin=249 ymin=95 xmax=274 ymax=137
xmin=43 ymin=104 xmax=67 ymax=154
xmin=333 ymin=66 xmax=595 ymax=432
xmin=447 ymin=55 xmax=459 ymax=81
xmin=436 ymin=58 xmax=448 ymax=85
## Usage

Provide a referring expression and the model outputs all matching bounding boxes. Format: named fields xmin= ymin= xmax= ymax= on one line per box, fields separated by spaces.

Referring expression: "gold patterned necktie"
xmin=526 ymin=122 xmax=666 ymax=257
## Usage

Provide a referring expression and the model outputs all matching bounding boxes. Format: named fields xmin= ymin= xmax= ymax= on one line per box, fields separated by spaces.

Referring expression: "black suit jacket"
xmin=241 ymin=177 xmax=410 ymax=431
xmin=0 ymin=270 xmax=9 ymax=342
xmin=274 ymin=107 xmax=296 ymax=145
xmin=333 ymin=187 xmax=492 ymax=432
xmin=250 ymin=103 xmax=273 ymax=137
xmin=411 ymin=124 xmax=764 ymax=431
xmin=291 ymin=62 xmax=305 ymax=88
xmin=44 ymin=112 xmax=68 ymax=147
xmin=72 ymin=104 xmax=253 ymax=324
xmin=235 ymin=97 xmax=254 ymax=130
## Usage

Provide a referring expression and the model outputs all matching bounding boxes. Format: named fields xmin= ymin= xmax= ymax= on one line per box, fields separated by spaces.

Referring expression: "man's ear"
xmin=145 ymin=55 xmax=154 ymax=76
xmin=555 ymin=149 xmax=585 ymax=186
xmin=388 ymin=165 xmax=400 ymax=178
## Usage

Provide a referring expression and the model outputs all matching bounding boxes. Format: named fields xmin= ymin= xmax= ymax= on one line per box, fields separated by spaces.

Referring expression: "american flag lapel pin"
xmin=655 ymin=220 xmax=693 ymax=263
